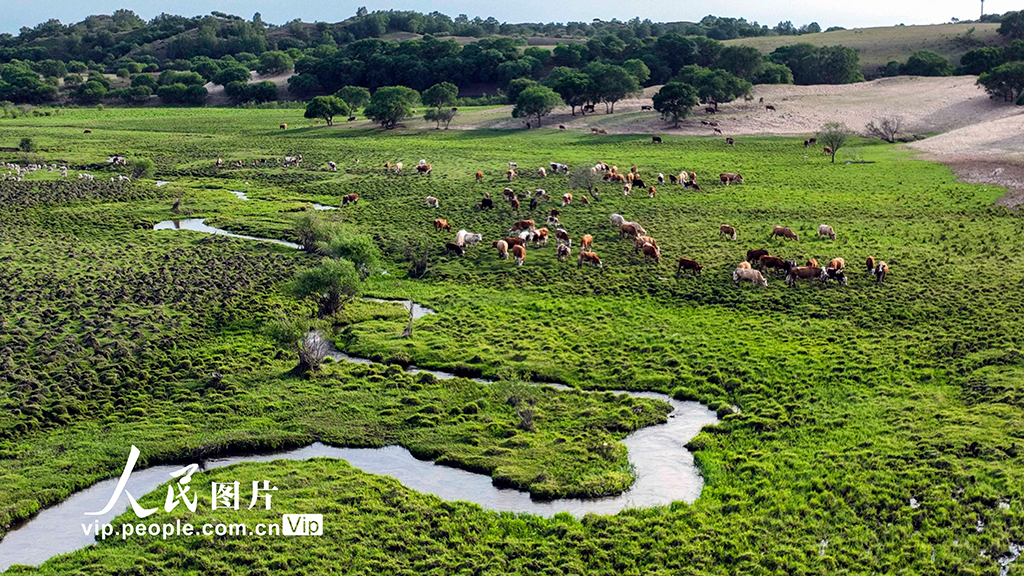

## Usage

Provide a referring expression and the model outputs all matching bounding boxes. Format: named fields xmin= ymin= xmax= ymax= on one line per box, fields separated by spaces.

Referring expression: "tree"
xmin=304 ymin=95 xmax=350 ymax=126
xmin=865 ymin=115 xmax=905 ymax=143
xmin=544 ymin=67 xmax=592 ymax=116
xmin=977 ymin=62 xmax=1024 ymax=101
xmin=326 ymin=231 xmax=382 ymax=278
xmin=75 ymin=80 xmax=107 ymax=104
xmin=959 ymin=47 xmax=1003 ymax=75
xmin=18 ymin=137 xmax=36 ymax=152
xmin=512 ymin=85 xmax=561 ymax=126
xmin=622 ymin=59 xmax=651 ymax=85
xmin=364 ymin=86 xmax=419 ymax=129
xmin=130 ymin=157 xmax=155 ymax=178
xmin=998 ymin=11 xmax=1024 ymax=41
xmin=212 ymin=65 xmax=251 ymax=86
xmin=335 ymin=86 xmax=370 ymax=109
xmin=585 ymin=63 xmax=641 ymax=113
xmin=714 ymin=46 xmax=764 ymax=80
xmin=265 ymin=317 xmax=330 ymax=374
xmin=816 ymin=122 xmax=850 ymax=163
xmin=568 ymin=165 xmax=601 ymax=192
xmin=900 ymin=51 xmax=954 ymax=76
xmin=257 ymin=51 xmax=294 ymax=75
xmin=505 ymin=78 xmax=538 ymax=104
xmin=653 ymin=82 xmax=698 ymax=127
xmin=753 ymin=62 xmax=793 ymax=84
xmin=673 ymin=66 xmax=751 ymax=109
xmin=421 ymin=81 xmax=458 ymax=109
xmin=288 ymin=259 xmax=360 ymax=317
xmin=131 ymin=74 xmax=158 ymax=89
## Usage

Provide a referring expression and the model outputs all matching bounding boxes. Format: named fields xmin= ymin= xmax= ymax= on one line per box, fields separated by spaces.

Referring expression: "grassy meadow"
xmin=1 ymin=106 xmax=1023 ymax=574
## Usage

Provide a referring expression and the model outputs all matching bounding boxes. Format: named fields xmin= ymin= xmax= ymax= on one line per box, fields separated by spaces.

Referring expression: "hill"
xmin=723 ymin=22 xmax=1004 ymax=75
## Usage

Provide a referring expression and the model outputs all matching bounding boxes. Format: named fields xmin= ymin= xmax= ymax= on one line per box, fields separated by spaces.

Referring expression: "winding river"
xmin=0 ymin=221 xmax=720 ymax=572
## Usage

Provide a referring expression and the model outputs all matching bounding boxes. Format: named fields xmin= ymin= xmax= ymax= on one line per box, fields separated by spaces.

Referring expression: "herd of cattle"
xmin=393 ymin=159 xmax=892 ymax=287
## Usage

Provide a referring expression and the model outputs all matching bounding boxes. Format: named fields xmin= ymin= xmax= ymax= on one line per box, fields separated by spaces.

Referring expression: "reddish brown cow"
xmin=770 ymin=226 xmax=799 ymax=241
xmin=620 ymin=223 xmax=641 ymax=238
xmin=416 ymin=163 xmax=432 ymax=175
xmin=342 ymin=193 xmax=360 ymax=206
xmin=532 ymin=228 xmax=549 ymax=246
xmin=720 ymin=173 xmax=744 ymax=185
xmin=581 ymin=234 xmax=593 ymax=250
xmin=866 ymin=256 xmax=876 ymax=275
xmin=642 ymin=243 xmax=661 ymax=263
xmin=578 ymin=251 xmax=603 ymax=268
xmin=512 ymin=244 xmax=526 ymax=266
xmin=874 ymin=261 xmax=889 ymax=283
xmin=634 ymin=236 xmax=657 ymax=253
xmin=786 ymin=266 xmax=824 ymax=286
xmin=747 ymin=248 xmax=769 ymax=263
xmin=828 ymin=258 xmax=845 ymax=270
xmin=719 ymin=224 xmax=737 ymax=240
xmin=434 ymin=219 xmax=452 ymax=232
xmin=504 ymin=237 xmax=526 ymax=248
xmin=475 ymin=171 xmax=483 ymax=183
xmin=648 ymin=186 xmax=656 ymax=198
xmin=562 ymin=193 xmax=573 ymax=206
xmin=806 ymin=258 xmax=818 ymax=268
xmin=445 ymin=242 xmax=465 ymax=256
xmin=503 ymin=188 xmax=516 ymax=201
xmin=509 ymin=219 xmax=536 ymax=234
xmin=582 ymin=195 xmax=591 ymax=205
xmin=510 ymin=197 xmax=520 ymax=211
xmin=759 ymin=256 xmax=787 ymax=273
xmin=676 ymin=258 xmax=702 ymax=276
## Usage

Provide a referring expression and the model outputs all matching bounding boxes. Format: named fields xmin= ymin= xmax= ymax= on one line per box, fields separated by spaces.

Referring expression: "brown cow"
xmin=828 ymin=258 xmax=845 ymax=270
xmin=555 ymin=229 xmax=571 ymax=246
xmin=512 ymin=244 xmax=526 ymax=266
xmin=759 ymin=256 xmax=787 ymax=273
xmin=786 ymin=266 xmax=825 ymax=286
xmin=581 ymin=234 xmax=593 ymax=250
xmin=866 ymin=256 xmax=876 ymax=275
xmin=874 ymin=261 xmax=889 ymax=283
xmin=719 ymin=224 xmax=737 ymax=240
xmin=445 ymin=242 xmax=465 ymax=256
xmin=509 ymin=219 xmax=536 ymax=234
xmin=434 ymin=218 xmax=452 ymax=232
xmin=342 ymin=193 xmax=359 ymax=206
xmin=620 ymin=223 xmax=641 ymax=238
xmin=475 ymin=171 xmax=483 ymax=183
xmin=737 ymin=261 xmax=751 ymax=269
xmin=578 ymin=251 xmax=603 ymax=268
xmin=581 ymin=195 xmax=591 ymax=205
xmin=634 ymin=236 xmax=657 ymax=253
xmin=770 ymin=226 xmax=799 ymax=241
xmin=747 ymin=248 xmax=769 ymax=263
xmin=493 ymin=240 xmax=509 ymax=259
xmin=806 ymin=258 xmax=818 ymax=268
xmin=823 ymin=146 xmax=833 ymax=156
xmin=720 ymin=173 xmax=744 ymax=185
xmin=532 ymin=228 xmax=549 ymax=246
xmin=642 ymin=243 xmax=661 ymax=263
xmin=506 ymin=169 xmax=515 ymax=181
xmin=504 ymin=237 xmax=526 ymax=248
xmin=562 ymin=193 xmax=573 ymax=206
xmin=676 ymin=258 xmax=702 ymax=276
xmin=416 ymin=163 xmax=432 ymax=175
xmin=510 ymin=197 xmax=520 ymax=211
xmin=648 ymin=186 xmax=656 ymax=198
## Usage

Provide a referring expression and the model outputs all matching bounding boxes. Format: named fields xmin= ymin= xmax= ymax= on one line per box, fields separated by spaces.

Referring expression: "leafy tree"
xmin=335 ymin=85 xmax=370 ymax=109
xmin=568 ymin=164 xmax=601 ymax=192
xmin=753 ymin=62 xmax=793 ymax=84
xmin=622 ymin=59 xmax=651 ymax=85
xmin=304 ymin=95 xmax=350 ymax=126
xmin=63 ymin=74 xmax=83 ymax=86
xmin=364 ymin=85 xmax=419 ymax=129
xmin=75 ymin=80 xmax=107 ymax=104
xmin=505 ymin=78 xmax=538 ymax=104
xmin=714 ymin=46 xmax=764 ymax=80
xmin=36 ymin=60 xmax=66 ymax=78
xmin=131 ymin=74 xmax=158 ymax=89
xmin=511 ymin=85 xmax=561 ymax=126
xmin=816 ymin=122 xmax=850 ymax=163
xmin=673 ymin=66 xmax=751 ymax=109
xmin=804 ymin=22 xmax=822 ymax=34
xmin=880 ymin=61 xmax=902 ymax=77
xmin=422 ymin=81 xmax=459 ymax=129
xmin=900 ymin=51 xmax=953 ymax=76
xmin=288 ymin=259 xmax=360 ymax=317
xmin=999 ymin=11 xmax=1024 ymax=41
xmin=246 ymin=81 xmax=278 ymax=103
xmin=959 ymin=47 xmax=1003 ymax=75
xmin=653 ymin=82 xmax=698 ymax=127
xmin=326 ymin=231 xmax=382 ymax=278
xmin=258 ymin=51 xmax=294 ymax=75
xmin=287 ymin=73 xmax=321 ymax=97
xmin=978 ymin=62 xmax=1024 ymax=101
xmin=544 ymin=67 xmax=592 ymax=116
xmin=66 ymin=61 xmax=88 ymax=74
xmin=18 ymin=137 xmax=36 ymax=152
xmin=771 ymin=43 xmax=863 ymax=84
xmin=121 ymin=85 xmax=152 ymax=103
xmin=116 ymin=68 xmax=130 ymax=79
xmin=212 ymin=65 xmax=251 ymax=86
xmin=130 ymin=157 xmax=155 ymax=178
xmin=265 ymin=317 xmax=330 ymax=374
xmin=585 ymin=63 xmax=640 ymax=113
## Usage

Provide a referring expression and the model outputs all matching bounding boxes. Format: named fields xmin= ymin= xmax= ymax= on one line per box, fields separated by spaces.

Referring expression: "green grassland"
xmin=1 ymin=107 xmax=1023 ymax=574
xmin=724 ymin=22 xmax=1003 ymax=73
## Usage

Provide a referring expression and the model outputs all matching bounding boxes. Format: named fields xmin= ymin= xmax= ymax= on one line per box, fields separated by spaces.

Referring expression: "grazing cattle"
xmin=759 ymin=256 xmax=787 ymax=273
xmin=280 ymin=124 xmax=287 ymax=129
xmin=417 ymin=164 xmax=432 ymax=175
xmin=726 ymin=137 xmax=735 ymax=146
xmin=626 ymin=221 xmax=647 ymax=236
xmin=557 ymin=243 xmax=571 ymax=261
xmin=786 ymin=266 xmax=825 ymax=286
xmin=747 ymin=248 xmax=769 ymax=263
xmin=550 ymin=162 xmax=569 ymax=174
xmin=620 ymin=223 xmax=641 ymax=238
xmin=633 ymin=178 xmax=646 ymax=189
xmin=478 ymin=197 xmax=494 ymax=210
xmin=642 ymin=243 xmax=661 ymax=263
xmin=559 ymin=125 xmax=566 ymax=130
xmin=652 ymin=136 xmax=662 ymax=143
xmin=584 ymin=104 xmax=596 ymax=113
xmin=668 ymin=174 xmax=678 ymax=184
xmin=719 ymin=224 xmax=737 ymax=240
xmin=385 ymin=162 xmax=391 ymax=168
xmin=804 ymin=140 xmax=810 ymax=147
xmin=475 ymin=171 xmax=484 ymax=183
xmin=824 ymin=267 xmax=848 ymax=285
xmin=714 ymin=128 xmax=722 ymax=134
xmin=434 ymin=218 xmax=452 ymax=232
xmin=823 ymin=146 xmax=833 ymax=156
xmin=623 ymin=183 xmax=632 ymax=195
xmin=720 ymin=173 xmax=744 ymax=185
xmin=506 ymin=169 xmax=515 ymax=182
xmin=874 ymin=262 xmax=889 ymax=283
xmin=328 ymin=161 xmax=337 ymax=171
xmin=348 ymin=116 xmax=357 ymax=122
xmin=641 ymin=105 xmax=654 ymax=111
xmin=765 ymin=105 xmax=776 ymax=112
xmin=705 ymin=107 xmax=717 ymax=114
xmin=508 ymin=162 xmax=518 ymax=169
xmin=394 ymin=162 xmax=403 ymax=172
xmin=610 ymin=213 xmax=625 ymax=227
xmin=425 ymin=196 xmax=440 ymax=208
xmin=549 ymin=208 xmax=561 ymax=218
xmin=84 ymin=129 xmax=92 ymax=133
xmin=562 ymin=193 xmax=573 ymax=206
xmin=676 ymin=258 xmax=702 ymax=276
xmin=828 ymin=258 xmax=845 ymax=270
xmin=866 ymin=256 xmax=876 ymax=275
xmin=581 ymin=234 xmax=593 ymax=250
xmin=555 ymin=229 xmax=571 ymax=246
xmin=817 ymin=224 xmax=836 ymax=240
xmin=509 ymin=219 xmax=536 ymax=234
xmin=737 ymin=261 xmax=752 ymax=269
xmin=457 ymin=230 xmax=483 ymax=247
xmin=770 ymin=226 xmax=799 ymax=241
xmin=445 ymin=242 xmax=465 ymax=257
xmin=759 ymin=97 xmax=764 ymax=104
xmin=578 ymin=251 xmax=603 ymax=268
xmin=503 ymin=188 xmax=516 ymax=202
xmin=342 ymin=193 xmax=359 ymax=206
xmin=512 ymin=244 xmax=526 ymax=266
xmin=532 ymin=228 xmax=549 ymax=246
xmin=806 ymin=258 xmax=818 ymax=268
xmin=809 ymin=138 xmax=817 ymax=145
xmin=546 ymin=216 xmax=561 ymax=226
xmin=733 ymin=267 xmax=768 ymax=287
xmin=529 ymin=197 xmax=538 ymax=210
xmin=503 ymin=237 xmax=526 ymax=248
xmin=493 ymin=240 xmax=509 ymax=259
xmin=648 ymin=186 xmax=657 ymax=198
xmin=658 ymin=173 xmax=665 ymax=184
xmin=634 ymin=236 xmax=658 ymax=253
xmin=582 ymin=195 xmax=591 ymax=205
xmin=510 ymin=197 xmax=520 ymax=211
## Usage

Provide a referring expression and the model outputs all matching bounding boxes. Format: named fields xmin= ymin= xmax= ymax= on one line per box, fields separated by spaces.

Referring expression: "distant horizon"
xmin=1 ymin=1 xmax=1017 ymax=36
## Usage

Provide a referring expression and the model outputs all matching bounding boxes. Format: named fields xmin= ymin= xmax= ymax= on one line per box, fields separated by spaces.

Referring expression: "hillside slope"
xmin=723 ymin=23 xmax=1003 ymax=75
